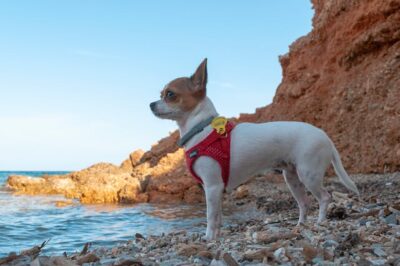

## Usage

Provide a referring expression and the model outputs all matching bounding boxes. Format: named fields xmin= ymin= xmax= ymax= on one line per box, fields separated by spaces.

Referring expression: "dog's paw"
xmin=205 ymin=231 xmax=220 ymax=241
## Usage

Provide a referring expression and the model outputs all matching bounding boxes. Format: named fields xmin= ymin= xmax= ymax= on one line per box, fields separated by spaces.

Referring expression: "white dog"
xmin=150 ymin=59 xmax=359 ymax=240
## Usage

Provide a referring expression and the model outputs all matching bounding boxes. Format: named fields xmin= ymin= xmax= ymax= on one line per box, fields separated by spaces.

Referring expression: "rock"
xmin=300 ymin=229 xmax=316 ymax=243
xmin=273 ymin=247 xmax=287 ymax=262
xmin=368 ymin=259 xmax=387 ymax=266
xmin=335 ymin=232 xmax=360 ymax=255
xmin=393 ymin=241 xmax=400 ymax=253
xmin=244 ymin=248 xmax=273 ymax=261
xmin=114 ymin=258 xmax=143 ymax=266
xmin=209 ymin=259 xmax=226 ymax=266
xmin=388 ymin=257 xmax=400 ymax=266
xmin=322 ymin=239 xmax=339 ymax=249
xmin=31 ymin=256 xmax=77 ymax=266
xmin=384 ymin=213 xmax=398 ymax=225
xmin=253 ymin=231 xmax=298 ymax=244
xmin=372 ymin=244 xmax=386 ymax=257
xmin=312 ymin=257 xmax=324 ymax=265
xmin=183 ymin=185 xmax=204 ymax=203
xmin=358 ymin=258 xmax=373 ymax=266
xmin=6 ymin=150 xmax=200 ymax=205
xmin=6 ymin=163 xmax=143 ymax=204
xmin=233 ymin=185 xmax=249 ymax=199
xmin=222 ymin=253 xmax=239 ymax=266
xmin=120 ymin=149 xmax=145 ymax=171
xmin=117 ymin=184 xmax=148 ymax=204
xmin=176 ymin=243 xmax=206 ymax=257
xmin=303 ymin=245 xmax=319 ymax=263
xmin=76 ymin=253 xmax=100 ymax=265
xmin=197 ymin=250 xmax=214 ymax=260
xmin=135 ymin=233 xmax=145 ymax=240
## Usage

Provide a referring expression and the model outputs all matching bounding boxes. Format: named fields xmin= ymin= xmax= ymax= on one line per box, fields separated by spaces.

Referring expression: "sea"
xmin=0 ymin=171 xmax=206 ymax=257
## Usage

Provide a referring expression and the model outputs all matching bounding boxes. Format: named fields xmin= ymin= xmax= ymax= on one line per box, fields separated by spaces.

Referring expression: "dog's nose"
xmin=150 ymin=102 xmax=156 ymax=111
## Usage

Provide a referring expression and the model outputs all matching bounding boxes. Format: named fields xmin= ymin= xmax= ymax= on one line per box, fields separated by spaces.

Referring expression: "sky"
xmin=0 ymin=1 xmax=313 ymax=171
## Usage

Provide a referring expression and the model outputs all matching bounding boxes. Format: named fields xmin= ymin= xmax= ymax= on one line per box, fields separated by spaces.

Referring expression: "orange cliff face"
xmin=6 ymin=0 xmax=400 ymax=204
xmin=240 ymin=0 xmax=400 ymax=173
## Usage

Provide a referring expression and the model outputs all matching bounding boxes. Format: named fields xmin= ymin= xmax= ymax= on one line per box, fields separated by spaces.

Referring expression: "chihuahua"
xmin=150 ymin=59 xmax=359 ymax=240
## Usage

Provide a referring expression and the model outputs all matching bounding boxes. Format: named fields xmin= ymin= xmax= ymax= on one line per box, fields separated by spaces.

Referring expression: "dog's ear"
xmin=190 ymin=58 xmax=207 ymax=93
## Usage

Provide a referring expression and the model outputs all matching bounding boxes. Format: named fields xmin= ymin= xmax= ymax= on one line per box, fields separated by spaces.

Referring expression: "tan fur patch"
xmin=160 ymin=77 xmax=205 ymax=112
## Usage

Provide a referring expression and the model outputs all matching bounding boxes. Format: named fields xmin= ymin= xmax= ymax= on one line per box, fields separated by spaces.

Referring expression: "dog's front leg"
xmin=204 ymin=183 xmax=224 ymax=240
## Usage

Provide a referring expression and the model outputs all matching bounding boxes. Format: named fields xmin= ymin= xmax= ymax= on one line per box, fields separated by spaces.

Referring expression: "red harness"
xmin=185 ymin=121 xmax=235 ymax=187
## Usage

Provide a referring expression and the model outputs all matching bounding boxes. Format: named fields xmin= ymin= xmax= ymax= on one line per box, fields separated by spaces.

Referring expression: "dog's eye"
xmin=166 ymin=91 xmax=175 ymax=98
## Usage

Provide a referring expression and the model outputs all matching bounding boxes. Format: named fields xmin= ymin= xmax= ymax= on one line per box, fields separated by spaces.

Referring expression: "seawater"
xmin=0 ymin=171 xmax=206 ymax=257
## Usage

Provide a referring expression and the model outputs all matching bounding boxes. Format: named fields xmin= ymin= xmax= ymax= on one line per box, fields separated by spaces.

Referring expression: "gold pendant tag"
xmin=211 ymin=117 xmax=228 ymax=135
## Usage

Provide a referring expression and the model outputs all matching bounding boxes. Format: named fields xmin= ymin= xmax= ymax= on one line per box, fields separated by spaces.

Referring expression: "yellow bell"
xmin=211 ymin=117 xmax=228 ymax=135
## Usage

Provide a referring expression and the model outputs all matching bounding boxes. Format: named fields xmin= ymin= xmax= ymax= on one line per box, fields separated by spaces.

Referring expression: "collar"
xmin=177 ymin=116 xmax=216 ymax=147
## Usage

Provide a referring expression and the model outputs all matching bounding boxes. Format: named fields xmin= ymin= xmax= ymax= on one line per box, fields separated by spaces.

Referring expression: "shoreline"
xmin=2 ymin=172 xmax=400 ymax=265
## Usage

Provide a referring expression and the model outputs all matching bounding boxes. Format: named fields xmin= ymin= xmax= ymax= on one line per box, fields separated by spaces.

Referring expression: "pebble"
xmin=273 ymin=247 xmax=288 ymax=262
xmin=384 ymin=213 xmax=398 ymax=225
xmin=209 ymin=259 xmax=225 ymax=266
xmin=372 ymin=244 xmax=386 ymax=257
xmin=359 ymin=218 xmax=368 ymax=226
xmin=368 ymin=259 xmax=387 ymax=266
xmin=322 ymin=239 xmax=339 ymax=248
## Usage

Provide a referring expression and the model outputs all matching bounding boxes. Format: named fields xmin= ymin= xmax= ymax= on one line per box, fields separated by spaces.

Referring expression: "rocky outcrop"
xmin=6 ymin=0 xmax=400 ymax=204
xmin=8 ymin=163 xmax=145 ymax=204
xmin=119 ymin=149 xmax=144 ymax=172
xmin=240 ymin=0 xmax=400 ymax=173
xmin=7 ymin=148 xmax=203 ymax=204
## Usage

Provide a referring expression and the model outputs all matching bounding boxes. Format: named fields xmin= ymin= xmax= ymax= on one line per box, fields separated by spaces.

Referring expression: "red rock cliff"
xmin=239 ymin=0 xmax=400 ymax=173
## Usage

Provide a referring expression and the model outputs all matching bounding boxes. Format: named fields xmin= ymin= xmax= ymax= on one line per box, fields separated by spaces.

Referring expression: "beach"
xmin=2 ymin=172 xmax=400 ymax=265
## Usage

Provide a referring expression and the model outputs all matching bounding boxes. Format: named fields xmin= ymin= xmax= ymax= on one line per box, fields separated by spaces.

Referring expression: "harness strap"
xmin=177 ymin=116 xmax=216 ymax=147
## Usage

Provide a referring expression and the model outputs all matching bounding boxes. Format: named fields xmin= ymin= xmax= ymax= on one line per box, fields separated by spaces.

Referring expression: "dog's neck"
xmin=177 ymin=97 xmax=218 ymax=145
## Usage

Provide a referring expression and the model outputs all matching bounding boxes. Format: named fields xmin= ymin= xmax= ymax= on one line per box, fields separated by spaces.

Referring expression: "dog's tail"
xmin=330 ymin=141 xmax=360 ymax=195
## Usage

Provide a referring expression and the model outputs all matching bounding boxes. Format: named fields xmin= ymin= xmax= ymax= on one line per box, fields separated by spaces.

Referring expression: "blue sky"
xmin=0 ymin=1 xmax=313 ymax=171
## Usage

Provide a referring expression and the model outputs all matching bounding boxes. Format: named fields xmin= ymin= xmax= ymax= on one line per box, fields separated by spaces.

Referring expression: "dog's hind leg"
xmin=283 ymin=166 xmax=310 ymax=225
xmin=296 ymin=167 xmax=331 ymax=223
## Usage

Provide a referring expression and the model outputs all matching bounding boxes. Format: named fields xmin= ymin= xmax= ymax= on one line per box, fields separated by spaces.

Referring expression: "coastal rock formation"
xmin=239 ymin=0 xmax=400 ymax=174
xmin=6 ymin=0 xmax=400 ymax=204
xmin=7 ymin=148 xmax=203 ymax=204
xmin=7 ymin=163 xmax=146 ymax=204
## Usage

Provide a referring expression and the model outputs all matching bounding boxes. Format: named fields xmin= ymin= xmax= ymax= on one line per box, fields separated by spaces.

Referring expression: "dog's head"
xmin=150 ymin=58 xmax=208 ymax=121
